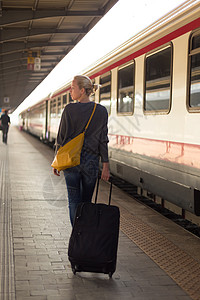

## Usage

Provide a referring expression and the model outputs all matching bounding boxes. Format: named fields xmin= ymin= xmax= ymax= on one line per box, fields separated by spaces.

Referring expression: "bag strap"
xmin=83 ymin=103 xmax=97 ymax=133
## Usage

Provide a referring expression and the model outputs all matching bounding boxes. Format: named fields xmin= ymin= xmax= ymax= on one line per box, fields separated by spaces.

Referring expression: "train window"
xmin=117 ymin=61 xmax=134 ymax=114
xmin=144 ymin=45 xmax=172 ymax=113
xmin=62 ymin=94 xmax=67 ymax=107
xmin=99 ymin=72 xmax=111 ymax=114
xmin=188 ymin=31 xmax=200 ymax=110
xmin=50 ymin=99 xmax=56 ymax=118
xmin=57 ymin=96 xmax=61 ymax=117
xmin=39 ymin=103 xmax=45 ymax=118
xmin=90 ymin=79 xmax=95 ymax=102
xmin=69 ymin=92 xmax=73 ymax=103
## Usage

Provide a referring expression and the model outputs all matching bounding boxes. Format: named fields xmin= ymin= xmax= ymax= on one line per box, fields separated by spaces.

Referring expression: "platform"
xmin=0 ymin=126 xmax=200 ymax=300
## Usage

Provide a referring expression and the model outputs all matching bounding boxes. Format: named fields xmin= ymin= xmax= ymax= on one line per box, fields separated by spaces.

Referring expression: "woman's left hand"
xmin=53 ymin=168 xmax=60 ymax=176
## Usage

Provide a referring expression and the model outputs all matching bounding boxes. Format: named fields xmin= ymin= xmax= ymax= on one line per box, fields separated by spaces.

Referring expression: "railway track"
xmin=111 ymin=175 xmax=200 ymax=238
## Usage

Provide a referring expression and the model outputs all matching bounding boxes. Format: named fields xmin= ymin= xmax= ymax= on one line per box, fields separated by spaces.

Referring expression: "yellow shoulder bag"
xmin=51 ymin=103 xmax=96 ymax=171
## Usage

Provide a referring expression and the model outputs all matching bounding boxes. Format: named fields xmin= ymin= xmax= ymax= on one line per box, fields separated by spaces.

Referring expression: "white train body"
xmin=20 ymin=1 xmax=200 ymax=220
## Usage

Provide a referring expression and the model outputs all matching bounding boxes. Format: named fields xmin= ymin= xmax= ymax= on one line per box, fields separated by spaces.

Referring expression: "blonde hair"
xmin=74 ymin=75 xmax=100 ymax=96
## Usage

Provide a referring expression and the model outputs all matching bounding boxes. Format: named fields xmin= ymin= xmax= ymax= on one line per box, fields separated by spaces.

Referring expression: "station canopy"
xmin=0 ymin=0 xmax=118 ymax=112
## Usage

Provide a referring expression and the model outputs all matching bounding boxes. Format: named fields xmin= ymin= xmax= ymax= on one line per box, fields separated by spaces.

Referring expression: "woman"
xmin=53 ymin=75 xmax=110 ymax=225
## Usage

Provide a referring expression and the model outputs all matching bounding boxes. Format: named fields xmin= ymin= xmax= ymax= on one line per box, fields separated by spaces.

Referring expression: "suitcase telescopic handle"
xmin=94 ymin=171 xmax=112 ymax=205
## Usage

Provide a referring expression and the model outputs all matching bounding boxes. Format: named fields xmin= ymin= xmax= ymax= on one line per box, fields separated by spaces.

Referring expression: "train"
xmin=20 ymin=0 xmax=200 ymax=224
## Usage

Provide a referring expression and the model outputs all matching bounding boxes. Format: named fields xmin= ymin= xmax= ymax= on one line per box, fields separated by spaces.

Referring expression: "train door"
xmin=45 ymin=100 xmax=49 ymax=141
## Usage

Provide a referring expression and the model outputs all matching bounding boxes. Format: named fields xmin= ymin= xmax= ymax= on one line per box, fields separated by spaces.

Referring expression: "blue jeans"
xmin=63 ymin=150 xmax=99 ymax=225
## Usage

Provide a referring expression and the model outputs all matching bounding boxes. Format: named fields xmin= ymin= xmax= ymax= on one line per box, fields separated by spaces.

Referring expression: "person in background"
xmin=53 ymin=75 xmax=110 ymax=225
xmin=0 ymin=110 xmax=11 ymax=144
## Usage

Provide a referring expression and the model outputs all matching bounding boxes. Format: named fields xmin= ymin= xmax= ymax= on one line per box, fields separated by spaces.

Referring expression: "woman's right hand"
xmin=53 ymin=168 xmax=60 ymax=176
xmin=101 ymin=162 xmax=110 ymax=181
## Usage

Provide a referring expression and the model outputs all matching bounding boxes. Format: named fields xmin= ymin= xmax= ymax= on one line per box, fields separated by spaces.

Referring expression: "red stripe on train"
xmin=91 ymin=17 xmax=200 ymax=78
xmin=29 ymin=123 xmax=43 ymax=128
xmin=52 ymin=17 xmax=200 ymax=98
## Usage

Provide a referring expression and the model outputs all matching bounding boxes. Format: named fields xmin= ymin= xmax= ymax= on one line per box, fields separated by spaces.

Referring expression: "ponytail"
xmin=92 ymin=83 xmax=101 ymax=94
xmin=74 ymin=75 xmax=101 ymax=96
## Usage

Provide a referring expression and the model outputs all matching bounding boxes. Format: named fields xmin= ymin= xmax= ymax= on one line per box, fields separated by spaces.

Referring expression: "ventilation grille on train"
xmin=116 ymin=164 xmax=123 ymax=175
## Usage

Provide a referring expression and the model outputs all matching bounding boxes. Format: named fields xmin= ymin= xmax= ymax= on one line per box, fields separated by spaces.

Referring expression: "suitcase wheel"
xmin=109 ymin=272 xmax=113 ymax=278
xmin=72 ymin=264 xmax=79 ymax=275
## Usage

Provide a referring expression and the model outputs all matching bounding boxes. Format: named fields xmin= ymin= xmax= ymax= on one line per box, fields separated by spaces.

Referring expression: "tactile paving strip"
xmin=0 ymin=153 xmax=15 ymax=299
xmin=119 ymin=206 xmax=200 ymax=300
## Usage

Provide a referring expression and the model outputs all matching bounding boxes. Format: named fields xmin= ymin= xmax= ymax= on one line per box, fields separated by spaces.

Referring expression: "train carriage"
xmin=20 ymin=0 xmax=200 ymax=223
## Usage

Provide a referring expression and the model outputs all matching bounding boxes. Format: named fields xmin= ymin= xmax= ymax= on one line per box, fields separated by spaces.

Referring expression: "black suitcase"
xmin=68 ymin=176 xmax=120 ymax=278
